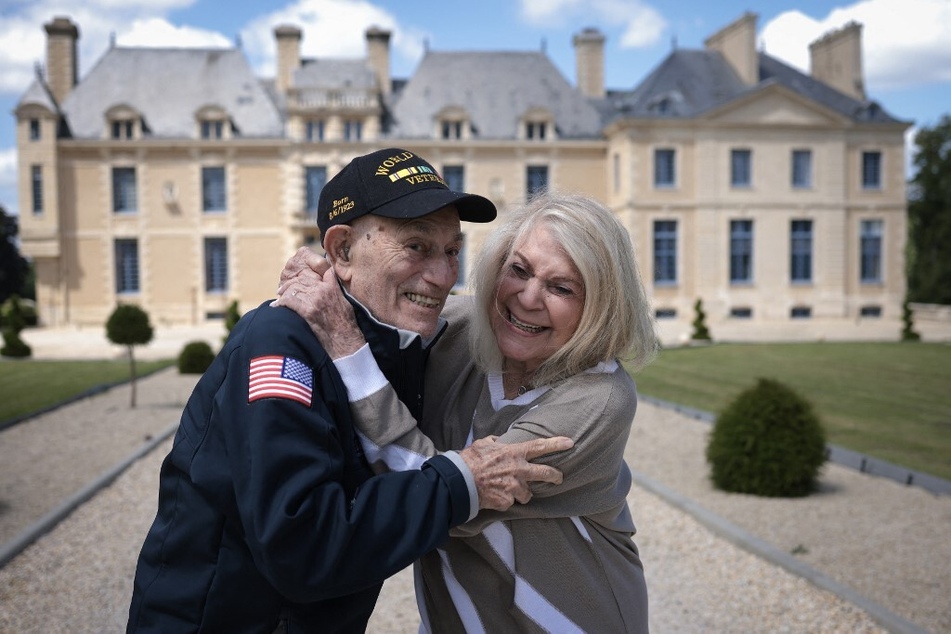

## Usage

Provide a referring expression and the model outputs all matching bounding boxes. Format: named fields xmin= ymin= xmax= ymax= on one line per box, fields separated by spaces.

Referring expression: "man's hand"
xmin=459 ymin=436 xmax=574 ymax=511
xmin=272 ymin=247 xmax=366 ymax=358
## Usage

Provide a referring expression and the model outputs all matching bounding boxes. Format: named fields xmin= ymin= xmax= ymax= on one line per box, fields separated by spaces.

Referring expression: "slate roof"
xmin=601 ymin=48 xmax=906 ymax=126
xmin=16 ymin=77 xmax=59 ymax=113
xmin=60 ymin=46 xmax=283 ymax=139
xmin=294 ymin=58 xmax=376 ymax=90
xmin=388 ymin=51 xmax=604 ymax=140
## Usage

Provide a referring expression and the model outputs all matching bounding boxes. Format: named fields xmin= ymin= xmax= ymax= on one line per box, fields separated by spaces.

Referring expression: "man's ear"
xmin=322 ymin=225 xmax=354 ymax=282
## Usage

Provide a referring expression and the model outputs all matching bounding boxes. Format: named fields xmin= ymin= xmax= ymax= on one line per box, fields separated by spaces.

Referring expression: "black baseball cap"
xmin=317 ymin=148 xmax=497 ymax=242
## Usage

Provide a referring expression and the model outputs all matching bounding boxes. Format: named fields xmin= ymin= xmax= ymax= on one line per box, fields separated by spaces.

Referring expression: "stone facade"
xmin=15 ymin=13 xmax=909 ymax=333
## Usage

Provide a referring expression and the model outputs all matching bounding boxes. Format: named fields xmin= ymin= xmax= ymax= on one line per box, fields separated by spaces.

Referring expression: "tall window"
xmin=790 ymin=220 xmax=813 ymax=283
xmin=31 ymin=165 xmax=43 ymax=214
xmin=654 ymin=148 xmax=675 ymax=187
xmin=205 ymin=237 xmax=228 ymax=292
xmin=860 ymin=220 xmax=883 ymax=283
xmin=304 ymin=166 xmax=327 ymax=220
xmin=112 ymin=167 xmax=137 ymax=213
xmin=731 ymin=149 xmax=751 ymax=187
xmin=114 ymin=239 xmax=139 ymax=294
xmin=792 ymin=149 xmax=812 ymax=188
xmin=526 ymin=165 xmax=548 ymax=198
xmin=443 ymin=165 xmax=464 ymax=192
xmin=729 ymin=220 xmax=753 ymax=283
xmin=202 ymin=166 xmax=226 ymax=212
xmin=306 ymin=120 xmax=325 ymax=142
xmin=862 ymin=151 xmax=882 ymax=189
xmin=344 ymin=120 xmax=362 ymax=141
xmin=29 ymin=119 xmax=40 ymax=141
xmin=201 ymin=120 xmax=224 ymax=140
xmin=653 ymin=220 xmax=677 ymax=284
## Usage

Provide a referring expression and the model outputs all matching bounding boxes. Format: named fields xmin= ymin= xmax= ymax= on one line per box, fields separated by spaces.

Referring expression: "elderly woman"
xmin=279 ymin=191 xmax=657 ymax=633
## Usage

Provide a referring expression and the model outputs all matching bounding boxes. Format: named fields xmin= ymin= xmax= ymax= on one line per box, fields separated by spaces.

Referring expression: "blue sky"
xmin=1 ymin=0 xmax=949 ymax=217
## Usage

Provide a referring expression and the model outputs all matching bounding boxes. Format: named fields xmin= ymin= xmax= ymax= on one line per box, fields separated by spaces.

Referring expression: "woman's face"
xmin=490 ymin=222 xmax=585 ymax=377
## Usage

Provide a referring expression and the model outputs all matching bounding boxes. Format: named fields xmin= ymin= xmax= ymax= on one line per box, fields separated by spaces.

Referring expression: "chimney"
xmin=44 ymin=16 xmax=79 ymax=105
xmin=573 ymin=28 xmax=605 ymax=98
xmin=704 ymin=12 xmax=758 ymax=85
xmin=809 ymin=22 xmax=865 ymax=101
xmin=274 ymin=25 xmax=302 ymax=93
xmin=365 ymin=27 xmax=392 ymax=97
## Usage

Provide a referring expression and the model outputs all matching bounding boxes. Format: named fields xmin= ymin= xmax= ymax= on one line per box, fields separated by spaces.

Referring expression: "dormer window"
xmin=435 ymin=106 xmax=470 ymax=141
xmin=112 ymin=120 xmax=134 ymax=139
xmin=201 ymin=120 xmax=224 ymax=140
xmin=526 ymin=121 xmax=546 ymax=140
xmin=196 ymin=105 xmax=232 ymax=140
xmin=521 ymin=108 xmax=554 ymax=142
xmin=29 ymin=119 xmax=40 ymax=141
xmin=442 ymin=120 xmax=463 ymax=140
xmin=106 ymin=105 xmax=142 ymax=140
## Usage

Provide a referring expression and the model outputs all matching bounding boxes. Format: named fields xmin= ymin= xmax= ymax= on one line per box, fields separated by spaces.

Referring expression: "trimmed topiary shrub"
xmin=706 ymin=378 xmax=827 ymax=497
xmin=901 ymin=299 xmax=921 ymax=342
xmin=106 ymin=304 xmax=154 ymax=408
xmin=178 ymin=340 xmax=216 ymax=374
xmin=691 ymin=298 xmax=712 ymax=342
xmin=1 ymin=328 xmax=31 ymax=357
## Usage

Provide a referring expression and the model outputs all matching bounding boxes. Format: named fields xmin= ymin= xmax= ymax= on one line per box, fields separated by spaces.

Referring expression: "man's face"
xmin=344 ymin=206 xmax=463 ymax=338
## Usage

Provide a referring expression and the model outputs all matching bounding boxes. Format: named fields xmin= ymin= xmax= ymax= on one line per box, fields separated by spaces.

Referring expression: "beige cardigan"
xmin=339 ymin=296 xmax=649 ymax=633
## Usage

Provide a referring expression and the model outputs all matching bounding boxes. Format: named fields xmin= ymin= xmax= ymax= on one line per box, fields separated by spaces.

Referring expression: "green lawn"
xmin=625 ymin=342 xmax=951 ymax=481
xmin=0 ymin=359 xmax=175 ymax=423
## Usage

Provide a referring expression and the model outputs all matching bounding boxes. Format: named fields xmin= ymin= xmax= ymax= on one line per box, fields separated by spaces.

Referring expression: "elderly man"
xmin=127 ymin=148 xmax=571 ymax=633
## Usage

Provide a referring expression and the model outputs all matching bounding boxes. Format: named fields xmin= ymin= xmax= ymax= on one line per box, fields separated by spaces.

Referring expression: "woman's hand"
xmin=272 ymin=247 xmax=366 ymax=358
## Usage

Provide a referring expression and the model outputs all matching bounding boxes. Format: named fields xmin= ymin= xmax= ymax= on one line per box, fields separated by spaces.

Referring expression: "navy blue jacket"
xmin=127 ymin=300 xmax=470 ymax=633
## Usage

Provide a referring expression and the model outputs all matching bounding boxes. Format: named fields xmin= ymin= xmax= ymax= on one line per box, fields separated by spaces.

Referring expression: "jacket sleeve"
xmin=335 ymin=343 xmax=442 ymax=472
xmin=216 ymin=306 xmax=470 ymax=603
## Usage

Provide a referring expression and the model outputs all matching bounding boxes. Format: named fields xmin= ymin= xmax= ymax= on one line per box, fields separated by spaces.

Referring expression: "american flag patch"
xmin=248 ymin=355 xmax=314 ymax=407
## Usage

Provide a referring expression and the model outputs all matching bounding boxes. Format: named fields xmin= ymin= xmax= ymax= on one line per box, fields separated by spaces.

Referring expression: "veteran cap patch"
xmin=317 ymin=148 xmax=496 ymax=242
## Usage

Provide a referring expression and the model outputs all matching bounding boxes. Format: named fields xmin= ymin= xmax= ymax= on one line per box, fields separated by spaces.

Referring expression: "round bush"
xmin=1 ymin=328 xmax=32 ymax=358
xmin=178 ymin=340 xmax=216 ymax=374
xmin=706 ymin=378 xmax=827 ymax=497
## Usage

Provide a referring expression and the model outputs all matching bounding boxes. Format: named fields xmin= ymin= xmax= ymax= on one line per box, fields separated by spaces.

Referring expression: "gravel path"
xmin=0 ymin=367 xmax=947 ymax=633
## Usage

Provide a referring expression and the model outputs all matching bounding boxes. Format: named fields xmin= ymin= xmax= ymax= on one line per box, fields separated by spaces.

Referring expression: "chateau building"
xmin=15 ymin=13 xmax=909 ymax=330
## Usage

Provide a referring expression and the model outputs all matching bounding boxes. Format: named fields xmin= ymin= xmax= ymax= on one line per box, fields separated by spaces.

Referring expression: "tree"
xmin=0 ymin=205 xmax=30 ymax=306
xmin=907 ymin=115 xmax=951 ymax=304
xmin=106 ymin=304 xmax=154 ymax=408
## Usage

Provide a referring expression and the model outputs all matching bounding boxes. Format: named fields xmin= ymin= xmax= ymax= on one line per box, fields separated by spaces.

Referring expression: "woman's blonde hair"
xmin=468 ymin=191 xmax=658 ymax=386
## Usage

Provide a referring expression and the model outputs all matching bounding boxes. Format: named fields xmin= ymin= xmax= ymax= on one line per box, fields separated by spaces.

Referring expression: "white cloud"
xmin=520 ymin=0 xmax=666 ymax=48
xmin=0 ymin=147 xmax=18 ymax=216
xmin=0 ymin=0 xmax=226 ymax=97
xmin=238 ymin=0 xmax=400 ymax=76
xmin=0 ymin=147 xmax=16 ymax=187
xmin=116 ymin=18 xmax=232 ymax=48
xmin=761 ymin=0 xmax=951 ymax=91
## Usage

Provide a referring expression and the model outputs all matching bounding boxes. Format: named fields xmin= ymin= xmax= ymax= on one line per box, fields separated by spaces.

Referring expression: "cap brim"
xmin=370 ymin=188 xmax=497 ymax=224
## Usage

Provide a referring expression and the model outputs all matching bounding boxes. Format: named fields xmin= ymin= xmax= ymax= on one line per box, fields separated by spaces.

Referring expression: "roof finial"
xmin=110 ymin=31 xmax=116 ymax=48
xmin=671 ymin=35 xmax=677 ymax=50
xmin=541 ymin=37 xmax=547 ymax=53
